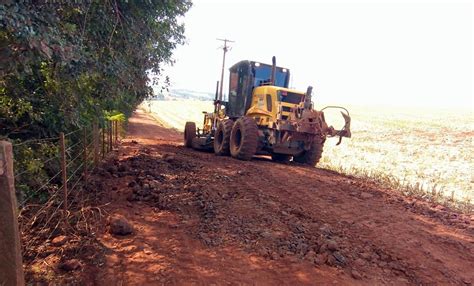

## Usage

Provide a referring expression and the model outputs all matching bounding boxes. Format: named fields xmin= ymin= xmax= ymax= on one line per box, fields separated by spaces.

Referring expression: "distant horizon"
xmin=150 ymin=88 xmax=474 ymax=112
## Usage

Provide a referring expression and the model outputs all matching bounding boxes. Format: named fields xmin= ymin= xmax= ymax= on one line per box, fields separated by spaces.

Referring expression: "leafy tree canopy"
xmin=0 ymin=0 xmax=191 ymax=139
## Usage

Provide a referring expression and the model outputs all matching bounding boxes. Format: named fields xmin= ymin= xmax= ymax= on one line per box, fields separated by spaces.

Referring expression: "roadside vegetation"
xmin=0 ymin=1 xmax=191 ymax=200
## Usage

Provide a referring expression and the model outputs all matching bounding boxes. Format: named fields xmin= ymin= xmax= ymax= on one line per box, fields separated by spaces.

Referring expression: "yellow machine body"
xmin=245 ymin=86 xmax=305 ymax=128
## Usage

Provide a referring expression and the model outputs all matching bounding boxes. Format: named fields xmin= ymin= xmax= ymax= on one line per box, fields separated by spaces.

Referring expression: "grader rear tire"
xmin=214 ymin=119 xmax=234 ymax=156
xmin=184 ymin=121 xmax=196 ymax=148
xmin=293 ymin=137 xmax=325 ymax=166
xmin=230 ymin=117 xmax=258 ymax=161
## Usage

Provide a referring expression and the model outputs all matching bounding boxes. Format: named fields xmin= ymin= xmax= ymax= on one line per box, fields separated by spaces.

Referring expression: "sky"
xmin=158 ymin=0 xmax=473 ymax=109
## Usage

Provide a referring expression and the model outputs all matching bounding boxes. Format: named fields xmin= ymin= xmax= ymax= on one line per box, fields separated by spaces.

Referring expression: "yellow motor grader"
xmin=184 ymin=57 xmax=351 ymax=165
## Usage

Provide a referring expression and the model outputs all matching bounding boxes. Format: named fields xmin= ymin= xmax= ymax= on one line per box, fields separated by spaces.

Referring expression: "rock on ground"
xmin=109 ymin=214 xmax=134 ymax=235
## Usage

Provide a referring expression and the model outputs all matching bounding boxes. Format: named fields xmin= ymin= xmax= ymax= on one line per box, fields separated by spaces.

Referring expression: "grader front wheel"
xmin=230 ymin=117 xmax=258 ymax=160
xmin=214 ymin=119 xmax=234 ymax=156
xmin=293 ymin=137 xmax=325 ymax=166
xmin=184 ymin=121 xmax=196 ymax=148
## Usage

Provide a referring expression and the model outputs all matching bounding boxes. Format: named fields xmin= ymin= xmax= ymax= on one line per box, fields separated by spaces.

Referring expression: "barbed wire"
xmin=66 ymin=161 xmax=84 ymax=184
xmin=22 ymin=191 xmax=60 ymax=224
xmin=86 ymin=139 xmax=94 ymax=150
xmin=64 ymin=128 xmax=82 ymax=137
xmin=10 ymin=122 xmax=118 ymax=148
xmin=19 ymin=170 xmax=62 ymax=208
xmin=87 ymin=157 xmax=95 ymax=171
xmin=24 ymin=199 xmax=63 ymax=250
xmin=66 ymin=149 xmax=85 ymax=169
xmin=66 ymin=140 xmax=83 ymax=153
xmin=17 ymin=135 xmax=91 ymax=207
xmin=12 ymin=136 xmax=59 ymax=147
xmin=15 ymin=121 xmax=121 ymax=231
xmin=12 ymin=127 xmax=83 ymax=147
xmin=87 ymin=131 xmax=94 ymax=141
xmin=14 ymin=154 xmax=59 ymax=179
xmin=69 ymin=173 xmax=83 ymax=193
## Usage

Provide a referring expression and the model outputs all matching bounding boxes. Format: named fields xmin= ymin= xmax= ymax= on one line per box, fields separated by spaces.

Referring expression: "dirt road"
xmin=91 ymin=110 xmax=473 ymax=285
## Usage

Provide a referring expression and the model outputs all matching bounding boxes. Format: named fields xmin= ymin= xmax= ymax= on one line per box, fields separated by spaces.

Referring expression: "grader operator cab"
xmin=184 ymin=57 xmax=351 ymax=165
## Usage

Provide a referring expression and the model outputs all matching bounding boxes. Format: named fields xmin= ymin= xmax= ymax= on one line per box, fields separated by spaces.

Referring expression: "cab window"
xmin=266 ymin=94 xmax=272 ymax=112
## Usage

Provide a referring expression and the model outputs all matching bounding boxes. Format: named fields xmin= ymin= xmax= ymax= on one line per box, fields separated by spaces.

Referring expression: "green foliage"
xmin=1 ymin=1 xmax=190 ymax=138
xmin=13 ymin=141 xmax=61 ymax=203
xmin=0 ymin=1 xmax=191 ymax=200
xmin=105 ymin=111 xmax=126 ymax=122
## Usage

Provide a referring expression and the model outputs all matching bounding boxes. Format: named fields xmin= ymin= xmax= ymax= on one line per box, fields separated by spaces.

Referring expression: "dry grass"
xmin=140 ymin=100 xmax=214 ymax=131
xmin=319 ymin=104 xmax=473 ymax=211
xmin=142 ymin=100 xmax=473 ymax=211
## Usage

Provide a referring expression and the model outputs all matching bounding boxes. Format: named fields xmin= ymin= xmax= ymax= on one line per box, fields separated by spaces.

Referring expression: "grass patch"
xmin=320 ymin=163 xmax=473 ymax=213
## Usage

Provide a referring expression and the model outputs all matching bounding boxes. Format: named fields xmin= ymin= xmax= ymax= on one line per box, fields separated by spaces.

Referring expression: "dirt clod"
xmin=118 ymin=165 xmax=127 ymax=172
xmin=332 ymin=251 xmax=346 ymax=265
xmin=109 ymin=215 xmax=134 ymax=235
xmin=351 ymin=269 xmax=362 ymax=280
xmin=315 ymin=253 xmax=328 ymax=265
xmin=51 ymin=235 xmax=67 ymax=247
xmin=59 ymin=259 xmax=81 ymax=271
xmin=162 ymin=153 xmax=175 ymax=162
xmin=361 ymin=192 xmax=374 ymax=199
xmin=327 ymin=239 xmax=338 ymax=251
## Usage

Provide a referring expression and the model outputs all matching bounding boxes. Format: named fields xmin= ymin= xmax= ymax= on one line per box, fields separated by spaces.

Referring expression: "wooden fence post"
xmin=59 ymin=132 xmax=67 ymax=213
xmin=93 ymin=122 xmax=99 ymax=167
xmin=0 ymin=141 xmax=25 ymax=286
xmin=102 ymin=126 xmax=105 ymax=158
xmin=114 ymin=120 xmax=118 ymax=146
xmin=83 ymin=128 xmax=88 ymax=182
xmin=108 ymin=120 xmax=113 ymax=152
xmin=111 ymin=121 xmax=114 ymax=148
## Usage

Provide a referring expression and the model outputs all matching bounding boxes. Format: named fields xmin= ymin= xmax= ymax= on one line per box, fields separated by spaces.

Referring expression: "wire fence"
xmin=11 ymin=120 xmax=123 ymax=237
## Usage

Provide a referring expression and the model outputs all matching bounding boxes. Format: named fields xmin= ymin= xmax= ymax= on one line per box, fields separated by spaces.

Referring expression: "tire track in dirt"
xmin=91 ymin=110 xmax=473 ymax=285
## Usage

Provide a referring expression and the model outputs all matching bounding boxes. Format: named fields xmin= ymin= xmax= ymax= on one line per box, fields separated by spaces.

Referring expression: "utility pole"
xmin=217 ymin=38 xmax=234 ymax=102
xmin=212 ymin=38 xmax=234 ymax=131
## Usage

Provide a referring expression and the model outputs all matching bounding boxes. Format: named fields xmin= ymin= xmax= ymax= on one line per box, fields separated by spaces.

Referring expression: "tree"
xmin=0 ymin=1 xmax=191 ymax=198
xmin=0 ymin=1 xmax=191 ymax=138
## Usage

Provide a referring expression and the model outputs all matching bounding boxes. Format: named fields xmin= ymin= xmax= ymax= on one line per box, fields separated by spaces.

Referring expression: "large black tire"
xmin=214 ymin=119 xmax=234 ymax=156
xmin=184 ymin=121 xmax=196 ymax=148
xmin=230 ymin=117 xmax=258 ymax=160
xmin=293 ymin=137 xmax=325 ymax=166
xmin=271 ymin=153 xmax=292 ymax=163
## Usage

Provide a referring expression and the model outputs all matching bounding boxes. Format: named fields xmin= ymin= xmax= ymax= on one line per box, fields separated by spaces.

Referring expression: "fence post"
xmin=102 ymin=126 xmax=105 ymax=158
xmin=114 ymin=120 xmax=118 ymax=146
xmin=0 ymin=141 xmax=25 ymax=286
xmin=59 ymin=132 xmax=68 ymax=213
xmin=93 ymin=122 xmax=99 ymax=167
xmin=111 ymin=121 xmax=114 ymax=148
xmin=83 ymin=128 xmax=88 ymax=182
xmin=108 ymin=120 xmax=113 ymax=152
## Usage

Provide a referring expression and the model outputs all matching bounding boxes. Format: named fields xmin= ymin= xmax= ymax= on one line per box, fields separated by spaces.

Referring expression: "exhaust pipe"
xmin=212 ymin=80 xmax=220 ymax=130
xmin=304 ymin=86 xmax=313 ymax=109
xmin=214 ymin=80 xmax=219 ymax=111
xmin=270 ymin=56 xmax=276 ymax=85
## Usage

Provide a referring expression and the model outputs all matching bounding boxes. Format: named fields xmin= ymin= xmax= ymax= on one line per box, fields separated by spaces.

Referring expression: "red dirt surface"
xmin=83 ymin=110 xmax=473 ymax=285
